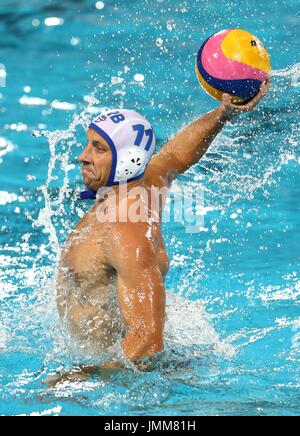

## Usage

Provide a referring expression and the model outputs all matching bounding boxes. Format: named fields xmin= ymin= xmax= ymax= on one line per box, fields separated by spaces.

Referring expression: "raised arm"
xmin=147 ymin=81 xmax=270 ymax=185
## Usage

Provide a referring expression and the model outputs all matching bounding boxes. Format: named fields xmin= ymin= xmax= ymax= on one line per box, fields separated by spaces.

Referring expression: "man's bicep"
xmin=115 ymin=253 xmax=166 ymax=362
xmin=116 ymin=260 xmax=166 ymax=336
xmin=108 ymin=222 xmax=166 ymax=361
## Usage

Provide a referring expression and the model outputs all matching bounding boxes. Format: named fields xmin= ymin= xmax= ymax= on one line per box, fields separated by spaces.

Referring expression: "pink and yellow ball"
xmin=196 ymin=29 xmax=271 ymax=104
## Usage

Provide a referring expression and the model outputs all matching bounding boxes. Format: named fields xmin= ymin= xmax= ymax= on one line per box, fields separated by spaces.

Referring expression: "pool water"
xmin=0 ymin=0 xmax=299 ymax=416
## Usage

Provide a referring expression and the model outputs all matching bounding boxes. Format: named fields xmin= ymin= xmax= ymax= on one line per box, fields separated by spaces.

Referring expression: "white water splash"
xmin=165 ymin=292 xmax=235 ymax=358
xmin=33 ymin=92 xmax=102 ymax=254
xmin=0 ymin=323 xmax=8 ymax=350
xmin=19 ymin=406 xmax=62 ymax=416
xmin=272 ymin=63 xmax=300 ymax=87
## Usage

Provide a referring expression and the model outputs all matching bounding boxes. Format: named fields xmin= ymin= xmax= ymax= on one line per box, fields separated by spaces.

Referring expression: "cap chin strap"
xmin=79 ymin=174 xmax=145 ymax=200
xmin=80 ymin=189 xmax=97 ymax=200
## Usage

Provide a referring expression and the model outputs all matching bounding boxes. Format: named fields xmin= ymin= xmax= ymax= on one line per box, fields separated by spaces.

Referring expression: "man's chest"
xmin=61 ymin=214 xmax=112 ymax=281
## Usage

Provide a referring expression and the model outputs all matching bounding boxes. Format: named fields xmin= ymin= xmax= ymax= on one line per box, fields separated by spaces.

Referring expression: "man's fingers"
xmin=233 ymin=81 xmax=270 ymax=113
xmin=221 ymin=93 xmax=232 ymax=105
xmin=234 ymin=103 xmax=254 ymax=112
xmin=221 ymin=77 xmax=270 ymax=116
xmin=249 ymin=90 xmax=264 ymax=106
xmin=260 ymin=79 xmax=270 ymax=97
xmin=232 ymin=76 xmax=270 ymax=110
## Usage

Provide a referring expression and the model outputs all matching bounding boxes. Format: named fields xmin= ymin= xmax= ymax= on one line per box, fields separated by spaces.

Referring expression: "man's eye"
xmin=91 ymin=142 xmax=104 ymax=151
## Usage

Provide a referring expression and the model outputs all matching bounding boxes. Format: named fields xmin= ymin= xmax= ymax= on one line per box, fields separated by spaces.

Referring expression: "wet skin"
xmin=54 ymin=87 xmax=269 ymax=382
xmin=57 ymin=129 xmax=171 ymax=360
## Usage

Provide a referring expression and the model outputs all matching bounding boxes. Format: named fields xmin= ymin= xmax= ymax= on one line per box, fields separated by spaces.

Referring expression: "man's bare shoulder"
xmin=106 ymin=219 xmax=158 ymax=271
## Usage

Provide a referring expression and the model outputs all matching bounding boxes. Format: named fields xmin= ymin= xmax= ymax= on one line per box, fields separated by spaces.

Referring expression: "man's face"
xmin=78 ymin=128 xmax=112 ymax=191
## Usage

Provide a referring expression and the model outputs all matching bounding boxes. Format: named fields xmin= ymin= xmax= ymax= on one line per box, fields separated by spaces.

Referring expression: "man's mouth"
xmin=82 ymin=166 xmax=95 ymax=176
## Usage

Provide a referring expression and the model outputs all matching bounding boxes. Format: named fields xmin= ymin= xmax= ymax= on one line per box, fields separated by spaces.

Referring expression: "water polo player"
xmin=47 ymin=83 xmax=269 ymax=385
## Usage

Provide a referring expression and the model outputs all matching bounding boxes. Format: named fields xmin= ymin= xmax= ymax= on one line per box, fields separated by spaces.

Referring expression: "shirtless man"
xmin=49 ymin=83 xmax=269 ymax=385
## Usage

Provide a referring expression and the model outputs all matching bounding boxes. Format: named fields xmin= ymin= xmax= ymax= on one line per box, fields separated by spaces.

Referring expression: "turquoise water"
xmin=0 ymin=0 xmax=299 ymax=416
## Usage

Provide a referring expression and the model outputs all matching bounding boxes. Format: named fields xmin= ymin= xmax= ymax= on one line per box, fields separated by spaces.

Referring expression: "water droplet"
xmin=134 ymin=74 xmax=144 ymax=82
xmin=44 ymin=17 xmax=64 ymax=27
xmin=156 ymin=37 xmax=164 ymax=48
xmin=32 ymin=19 xmax=40 ymax=27
xmin=167 ymin=20 xmax=176 ymax=31
xmin=70 ymin=37 xmax=81 ymax=46
xmin=95 ymin=1 xmax=105 ymax=10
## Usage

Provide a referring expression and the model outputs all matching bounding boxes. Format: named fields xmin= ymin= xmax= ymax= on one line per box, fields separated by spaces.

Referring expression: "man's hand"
xmin=220 ymin=79 xmax=270 ymax=120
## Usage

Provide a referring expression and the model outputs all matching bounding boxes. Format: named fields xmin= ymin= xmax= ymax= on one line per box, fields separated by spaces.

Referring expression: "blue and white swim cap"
xmin=80 ymin=109 xmax=156 ymax=200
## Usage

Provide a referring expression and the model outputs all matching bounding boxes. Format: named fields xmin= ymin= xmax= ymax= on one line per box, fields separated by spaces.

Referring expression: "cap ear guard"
xmin=115 ymin=147 xmax=148 ymax=182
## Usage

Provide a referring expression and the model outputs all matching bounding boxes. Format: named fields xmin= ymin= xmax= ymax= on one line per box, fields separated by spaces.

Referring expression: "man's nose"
xmin=78 ymin=146 xmax=92 ymax=163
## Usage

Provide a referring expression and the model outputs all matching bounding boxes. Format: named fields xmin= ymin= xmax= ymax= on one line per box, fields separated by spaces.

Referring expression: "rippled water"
xmin=0 ymin=0 xmax=299 ymax=416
